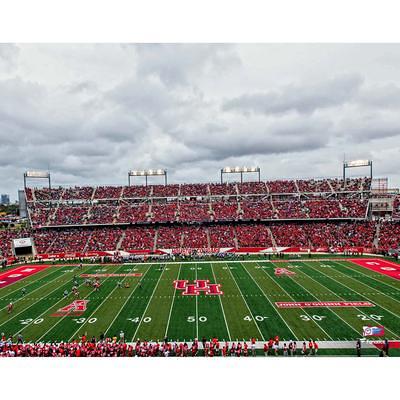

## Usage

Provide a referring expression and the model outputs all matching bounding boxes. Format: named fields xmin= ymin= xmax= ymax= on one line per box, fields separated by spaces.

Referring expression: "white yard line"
xmin=36 ymin=265 xmax=126 ymax=342
xmin=305 ymin=262 xmax=400 ymax=339
xmin=1 ymin=268 xmax=87 ymax=330
xmin=195 ymin=263 xmax=199 ymax=340
xmin=302 ymin=261 xmax=399 ymax=338
xmin=131 ymin=266 xmax=166 ymax=341
xmin=224 ymin=262 xmax=265 ymax=341
xmin=210 ymin=263 xmax=232 ymax=341
xmin=259 ymin=261 xmax=333 ymax=340
xmin=0 ymin=267 xmax=73 ymax=309
xmin=334 ymin=261 xmax=400 ymax=304
xmin=287 ymin=263 xmax=362 ymax=338
xmin=242 ymin=262 xmax=298 ymax=340
xmin=67 ymin=267 xmax=140 ymax=341
xmin=326 ymin=261 xmax=400 ymax=319
xmin=103 ymin=264 xmax=153 ymax=337
xmin=0 ymin=266 xmax=61 ymax=300
xmin=164 ymin=264 xmax=182 ymax=338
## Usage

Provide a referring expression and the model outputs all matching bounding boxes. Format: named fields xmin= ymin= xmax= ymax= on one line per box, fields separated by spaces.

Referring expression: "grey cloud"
xmin=222 ymin=73 xmax=363 ymax=115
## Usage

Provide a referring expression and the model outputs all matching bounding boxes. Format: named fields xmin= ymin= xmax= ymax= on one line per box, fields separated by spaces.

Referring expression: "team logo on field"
xmin=274 ymin=268 xmax=296 ymax=276
xmin=173 ymin=280 xmax=223 ymax=296
xmin=51 ymin=300 xmax=88 ymax=317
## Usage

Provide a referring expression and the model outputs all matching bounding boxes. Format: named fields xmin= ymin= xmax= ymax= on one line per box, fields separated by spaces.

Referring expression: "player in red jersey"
xmin=263 ymin=342 xmax=269 ymax=356
xmin=313 ymin=340 xmax=318 ymax=355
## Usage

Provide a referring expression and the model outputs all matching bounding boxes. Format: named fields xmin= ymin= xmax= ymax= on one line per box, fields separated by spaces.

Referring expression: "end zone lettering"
xmin=275 ymin=301 xmax=374 ymax=308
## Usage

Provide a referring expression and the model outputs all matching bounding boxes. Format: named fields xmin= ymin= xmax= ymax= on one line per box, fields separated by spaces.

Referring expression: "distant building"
xmin=1 ymin=194 xmax=10 ymax=205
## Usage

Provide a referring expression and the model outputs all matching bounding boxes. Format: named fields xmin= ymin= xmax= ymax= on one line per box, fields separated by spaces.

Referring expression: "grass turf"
xmin=1 ymin=259 xmax=399 ymax=356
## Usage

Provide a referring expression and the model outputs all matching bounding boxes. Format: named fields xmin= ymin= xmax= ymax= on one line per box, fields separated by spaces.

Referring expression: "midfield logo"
xmin=51 ymin=300 xmax=88 ymax=317
xmin=173 ymin=280 xmax=223 ymax=296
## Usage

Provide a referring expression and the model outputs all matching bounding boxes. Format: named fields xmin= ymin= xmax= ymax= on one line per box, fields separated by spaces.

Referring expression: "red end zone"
xmin=0 ymin=265 xmax=49 ymax=288
xmin=349 ymin=258 xmax=400 ymax=280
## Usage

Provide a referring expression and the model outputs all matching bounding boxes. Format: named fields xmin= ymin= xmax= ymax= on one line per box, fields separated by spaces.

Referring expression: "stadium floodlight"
xmin=25 ymin=170 xmax=50 ymax=178
xmin=220 ymin=166 xmax=260 ymax=184
xmin=344 ymin=160 xmax=371 ymax=168
xmin=343 ymin=159 xmax=373 ymax=184
xmin=128 ymin=168 xmax=167 ymax=186
xmin=24 ymin=170 xmax=51 ymax=189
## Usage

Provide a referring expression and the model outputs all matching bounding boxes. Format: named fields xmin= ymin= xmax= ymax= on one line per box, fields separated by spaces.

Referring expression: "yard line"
xmin=302 ymin=262 xmax=399 ymax=338
xmin=0 ymin=266 xmax=61 ymax=300
xmin=9 ymin=272 xmax=92 ymax=337
xmin=0 ymin=267 xmax=71 ymax=309
xmin=224 ymin=263 xmax=265 ymax=341
xmin=334 ymin=261 xmax=400 ymax=303
xmin=131 ymin=265 xmax=166 ymax=341
xmin=241 ymin=262 xmax=298 ymax=340
xmin=195 ymin=263 xmax=199 ymax=340
xmin=1 ymin=268 xmax=87 ymax=330
xmin=260 ymin=262 xmax=333 ymax=340
xmin=330 ymin=261 xmax=400 ymax=317
xmin=210 ymin=263 xmax=231 ymax=341
xmin=36 ymin=266 xmax=123 ymax=342
xmin=103 ymin=264 xmax=152 ymax=337
xmin=164 ymin=263 xmax=182 ymax=338
xmin=288 ymin=263 xmax=362 ymax=338
xmin=307 ymin=262 xmax=400 ymax=322
xmin=67 ymin=266 xmax=144 ymax=341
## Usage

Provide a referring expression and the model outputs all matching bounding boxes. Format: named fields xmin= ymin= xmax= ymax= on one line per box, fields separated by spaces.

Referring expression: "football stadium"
xmin=1 ymin=162 xmax=400 ymax=357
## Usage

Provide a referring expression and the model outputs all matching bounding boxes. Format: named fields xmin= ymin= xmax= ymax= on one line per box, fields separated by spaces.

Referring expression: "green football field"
xmin=1 ymin=259 xmax=400 ymax=347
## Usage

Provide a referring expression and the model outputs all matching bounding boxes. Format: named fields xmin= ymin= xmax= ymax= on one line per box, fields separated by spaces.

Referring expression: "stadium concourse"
xmin=1 ymin=176 xmax=400 ymax=261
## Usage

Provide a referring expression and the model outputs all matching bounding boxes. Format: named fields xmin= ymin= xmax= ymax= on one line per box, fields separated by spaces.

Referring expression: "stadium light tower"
xmin=220 ymin=166 xmax=260 ymax=184
xmin=24 ymin=170 xmax=51 ymax=189
xmin=128 ymin=169 xmax=167 ymax=186
xmin=343 ymin=159 xmax=372 ymax=184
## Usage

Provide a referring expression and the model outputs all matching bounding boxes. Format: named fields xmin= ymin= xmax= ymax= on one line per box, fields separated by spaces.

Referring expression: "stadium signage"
xmin=275 ymin=301 xmax=374 ymax=308
xmin=174 ymin=279 xmax=223 ymax=296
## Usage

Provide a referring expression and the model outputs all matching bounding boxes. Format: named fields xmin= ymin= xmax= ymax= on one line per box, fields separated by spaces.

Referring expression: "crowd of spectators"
xmin=235 ymin=224 xmax=273 ymax=247
xmin=208 ymin=225 xmax=236 ymax=248
xmin=377 ymin=221 xmax=400 ymax=250
xmin=240 ymin=199 xmax=274 ymax=220
xmin=117 ymin=202 xmax=150 ymax=223
xmin=0 ymin=335 xmax=304 ymax=357
xmin=211 ymin=200 xmax=239 ymax=221
xmin=181 ymin=226 xmax=208 ymax=248
xmin=50 ymin=205 xmax=90 ymax=226
xmin=151 ymin=202 xmax=178 ymax=223
xmin=157 ymin=226 xmax=183 ymax=248
xmin=122 ymin=227 xmax=155 ymax=250
xmin=178 ymin=201 xmax=210 ymax=222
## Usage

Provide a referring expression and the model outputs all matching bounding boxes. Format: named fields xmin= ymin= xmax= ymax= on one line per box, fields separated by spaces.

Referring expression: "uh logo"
xmin=173 ymin=280 xmax=223 ymax=296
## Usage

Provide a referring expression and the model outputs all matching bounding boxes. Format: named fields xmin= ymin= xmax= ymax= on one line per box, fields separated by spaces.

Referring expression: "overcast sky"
xmin=1 ymin=43 xmax=400 ymax=200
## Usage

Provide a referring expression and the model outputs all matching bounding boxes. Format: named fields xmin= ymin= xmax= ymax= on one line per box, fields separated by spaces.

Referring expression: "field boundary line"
xmin=0 ymin=266 xmax=62 ymax=301
xmin=224 ymin=262 xmax=265 ymax=341
xmin=0 ymin=267 xmax=90 ymax=330
xmin=306 ymin=263 xmax=400 ymax=335
xmin=289 ymin=262 xmax=364 ymax=338
xmin=36 ymin=264 xmax=128 ymax=342
xmin=104 ymin=264 xmax=153 ymax=337
xmin=241 ymin=262 xmax=298 ymax=340
xmin=302 ymin=262 xmax=399 ymax=339
xmin=8 ymin=264 xmax=103 ymax=336
xmin=336 ymin=261 xmax=400 ymax=299
xmin=195 ymin=263 xmax=199 ymax=340
xmin=0 ymin=267 xmax=71 ymax=309
xmin=260 ymin=261 xmax=333 ymax=340
xmin=210 ymin=263 xmax=232 ymax=341
xmin=164 ymin=263 xmax=182 ymax=338
xmin=67 ymin=265 xmax=148 ymax=341
xmin=131 ymin=265 xmax=166 ymax=341
xmin=330 ymin=261 xmax=400 ymax=318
